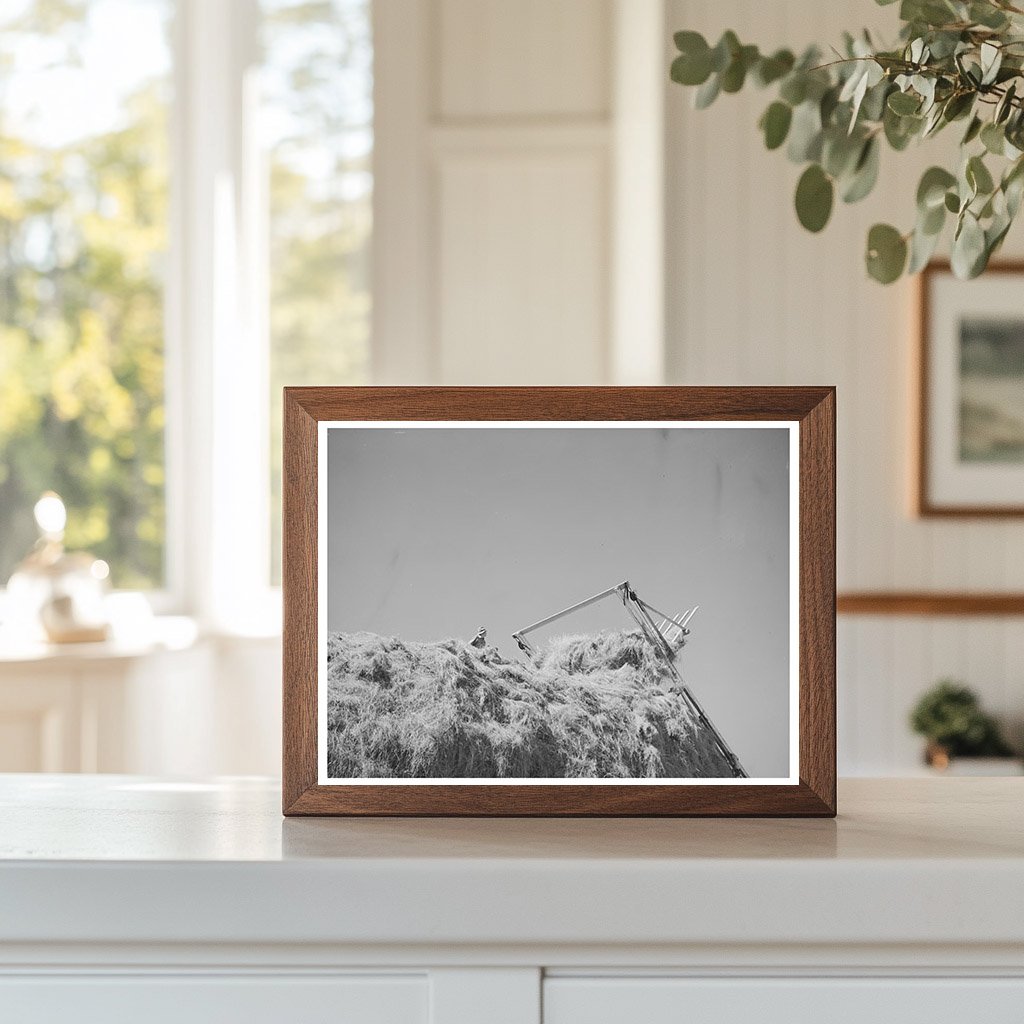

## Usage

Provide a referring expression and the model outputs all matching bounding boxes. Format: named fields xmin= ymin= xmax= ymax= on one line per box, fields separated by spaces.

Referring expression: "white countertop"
xmin=1 ymin=776 xmax=1022 ymax=954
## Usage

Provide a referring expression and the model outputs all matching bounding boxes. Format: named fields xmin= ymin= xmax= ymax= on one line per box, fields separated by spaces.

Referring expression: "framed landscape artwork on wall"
xmin=282 ymin=387 xmax=836 ymax=816
xmin=918 ymin=262 xmax=1024 ymax=517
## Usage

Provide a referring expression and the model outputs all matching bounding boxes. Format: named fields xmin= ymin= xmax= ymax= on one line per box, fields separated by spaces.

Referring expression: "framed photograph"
xmin=918 ymin=261 xmax=1024 ymax=516
xmin=283 ymin=387 xmax=835 ymax=816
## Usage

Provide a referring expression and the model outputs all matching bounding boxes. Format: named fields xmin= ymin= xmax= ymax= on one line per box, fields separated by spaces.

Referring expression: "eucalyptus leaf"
xmin=822 ymin=128 xmax=863 ymax=178
xmin=842 ymin=137 xmax=881 ymax=203
xmin=671 ymin=52 xmax=711 ymax=87
xmin=967 ymin=154 xmax=995 ymax=195
xmin=820 ymin=85 xmax=841 ymax=126
xmin=840 ymin=58 xmax=884 ymax=130
xmin=917 ymin=166 xmax=957 ymax=210
xmin=970 ymin=2 xmax=1009 ymax=29
xmin=866 ymin=223 xmax=908 ymax=283
xmin=981 ymin=121 xmax=1006 ymax=155
xmin=956 ymin=55 xmax=981 ymax=89
xmin=888 ymin=90 xmax=921 ymax=115
xmin=921 ymin=200 xmax=946 ymax=235
xmin=1006 ymin=173 xmax=1024 ymax=218
xmin=942 ymin=91 xmax=974 ymax=122
xmin=908 ymin=222 xmax=942 ymax=273
xmin=861 ymin=79 xmax=892 ymax=122
xmin=884 ymin=106 xmax=921 ymax=150
xmin=958 ymin=159 xmax=978 ymax=207
xmin=981 ymin=42 xmax=1003 ymax=86
xmin=801 ymin=68 xmax=833 ymax=104
xmin=1007 ymin=109 xmax=1024 ymax=149
xmin=962 ymin=115 xmax=983 ymax=145
xmin=903 ymin=0 xmax=958 ymax=28
xmin=694 ymin=73 xmax=721 ymax=109
xmin=1004 ymin=158 xmax=1024 ymax=215
xmin=754 ymin=49 xmax=795 ymax=87
xmin=760 ymin=101 xmax=793 ymax=150
xmin=674 ymin=29 xmax=707 ymax=53
xmin=710 ymin=31 xmax=740 ymax=73
xmin=927 ymin=30 xmax=963 ymax=60
xmin=721 ymin=44 xmax=759 ymax=92
xmin=779 ymin=73 xmax=807 ymax=106
xmin=921 ymin=103 xmax=942 ymax=138
xmin=996 ymin=83 xmax=1017 ymax=124
xmin=787 ymin=101 xmax=823 ymax=162
xmin=913 ymin=75 xmax=937 ymax=111
xmin=795 ymin=164 xmax=834 ymax=232
xmin=952 ymin=212 xmax=987 ymax=278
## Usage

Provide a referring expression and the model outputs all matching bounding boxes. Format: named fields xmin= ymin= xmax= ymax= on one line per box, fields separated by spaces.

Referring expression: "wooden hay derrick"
xmin=512 ymin=580 xmax=748 ymax=779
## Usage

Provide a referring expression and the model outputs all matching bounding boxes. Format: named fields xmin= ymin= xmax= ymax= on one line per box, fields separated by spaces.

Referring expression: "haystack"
xmin=325 ymin=629 xmax=736 ymax=779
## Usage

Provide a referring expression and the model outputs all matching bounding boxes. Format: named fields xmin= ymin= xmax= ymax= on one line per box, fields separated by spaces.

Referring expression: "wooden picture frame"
xmin=283 ymin=387 xmax=836 ymax=817
xmin=917 ymin=260 xmax=1024 ymax=517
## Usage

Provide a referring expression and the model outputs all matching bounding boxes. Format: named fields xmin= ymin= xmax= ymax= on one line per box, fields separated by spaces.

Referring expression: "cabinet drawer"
xmin=0 ymin=974 xmax=427 ymax=1024
xmin=544 ymin=977 xmax=1024 ymax=1024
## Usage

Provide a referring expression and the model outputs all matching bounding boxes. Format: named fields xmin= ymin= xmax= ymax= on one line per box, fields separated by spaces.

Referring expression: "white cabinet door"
xmin=0 ymin=974 xmax=428 ymax=1024
xmin=544 ymin=977 xmax=1024 ymax=1024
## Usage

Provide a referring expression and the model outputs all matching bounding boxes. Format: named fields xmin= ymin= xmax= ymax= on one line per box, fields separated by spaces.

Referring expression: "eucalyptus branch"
xmin=670 ymin=0 xmax=1024 ymax=283
xmin=809 ymin=55 xmax=891 ymax=72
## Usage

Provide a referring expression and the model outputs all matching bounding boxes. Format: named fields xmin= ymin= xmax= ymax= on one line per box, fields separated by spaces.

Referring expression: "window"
xmin=0 ymin=0 xmax=373 ymax=615
xmin=0 ymin=0 xmax=172 ymax=589
xmin=262 ymin=0 xmax=373 ymax=582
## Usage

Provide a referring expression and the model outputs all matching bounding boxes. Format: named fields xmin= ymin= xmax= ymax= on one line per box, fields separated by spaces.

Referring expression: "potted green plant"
xmin=909 ymin=680 xmax=1019 ymax=772
xmin=670 ymin=0 xmax=1024 ymax=283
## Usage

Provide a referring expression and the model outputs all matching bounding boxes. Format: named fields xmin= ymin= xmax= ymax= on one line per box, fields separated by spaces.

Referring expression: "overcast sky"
xmin=326 ymin=425 xmax=792 ymax=778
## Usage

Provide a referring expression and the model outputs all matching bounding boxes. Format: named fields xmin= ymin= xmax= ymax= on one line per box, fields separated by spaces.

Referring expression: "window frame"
xmin=166 ymin=0 xmax=279 ymax=633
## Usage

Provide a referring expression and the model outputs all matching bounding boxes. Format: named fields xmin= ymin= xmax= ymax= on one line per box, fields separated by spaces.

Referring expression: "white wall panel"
xmin=437 ymin=151 xmax=608 ymax=384
xmin=376 ymin=0 xmax=626 ymax=386
xmin=666 ymin=0 xmax=1024 ymax=774
xmin=433 ymin=0 xmax=613 ymax=386
xmin=438 ymin=0 xmax=610 ymax=120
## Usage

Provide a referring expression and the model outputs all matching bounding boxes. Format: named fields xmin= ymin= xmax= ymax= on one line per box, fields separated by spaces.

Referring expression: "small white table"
xmin=1 ymin=776 xmax=1022 ymax=1023
xmin=0 ymin=619 xmax=202 ymax=773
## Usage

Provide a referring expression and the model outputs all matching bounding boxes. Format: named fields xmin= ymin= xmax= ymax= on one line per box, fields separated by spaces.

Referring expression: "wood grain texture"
xmin=838 ymin=592 xmax=1024 ymax=616
xmin=282 ymin=387 xmax=836 ymax=817
xmin=916 ymin=260 xmax=1024 ymax=518
xmin=282 ymin=392 xmax=319 ymax=812
xmin=799 ymin=388 xmax=837 ymax=811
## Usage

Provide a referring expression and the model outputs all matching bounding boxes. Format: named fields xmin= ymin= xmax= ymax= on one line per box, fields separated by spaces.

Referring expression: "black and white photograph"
xmin=318 ymin=422 xmax=798 ymax=784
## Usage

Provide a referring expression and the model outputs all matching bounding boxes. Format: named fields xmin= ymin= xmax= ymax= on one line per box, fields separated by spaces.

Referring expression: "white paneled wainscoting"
xmin=665 ymin=0 xmax=1024 ymax=774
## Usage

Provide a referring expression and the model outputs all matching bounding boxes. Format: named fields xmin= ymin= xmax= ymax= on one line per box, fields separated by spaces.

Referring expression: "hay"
xmin=325 ymin=629 xmax=737 ymax=779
